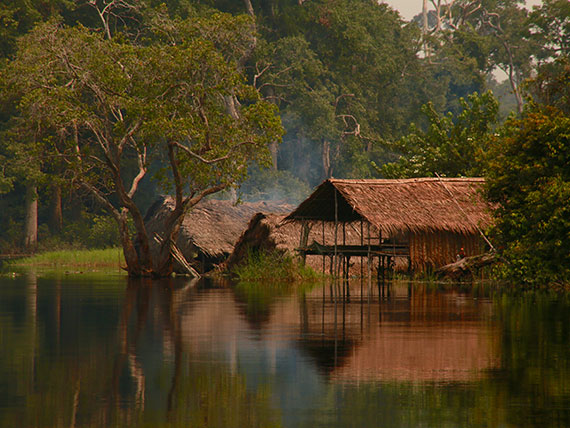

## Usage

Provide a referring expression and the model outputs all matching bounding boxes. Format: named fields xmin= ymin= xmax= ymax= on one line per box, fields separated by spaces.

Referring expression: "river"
xmin=0 ymin=271 xmax=569 ymax=427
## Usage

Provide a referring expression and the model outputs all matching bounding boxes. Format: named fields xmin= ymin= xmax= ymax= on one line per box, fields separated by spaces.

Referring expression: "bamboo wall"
xmin=409 ymin=231 xmax=483 ymax=271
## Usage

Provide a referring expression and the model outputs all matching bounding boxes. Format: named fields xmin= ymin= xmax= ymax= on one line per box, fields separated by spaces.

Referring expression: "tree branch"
xmin=127 ymin=145 xmax=147 ymax=199
xmin=81 ymin=181 xmax=120 ymax=222
xmin=172 ymin=140 xmax=256 ymax=165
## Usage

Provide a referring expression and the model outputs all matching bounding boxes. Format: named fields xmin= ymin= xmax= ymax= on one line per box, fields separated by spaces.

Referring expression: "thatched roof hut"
xmin=284 ymin=178 xmax=492 ymax=271
xmin=225 ymin=212 xmax=369 ymax=272
xmin=144 ymin=197 xmax=293 ymax=273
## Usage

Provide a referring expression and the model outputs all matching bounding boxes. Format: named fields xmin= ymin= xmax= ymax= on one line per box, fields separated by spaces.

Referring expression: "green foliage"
xmin=526 ymin=55 xmax=570 ymax=115
xmin=485 ymin=104 xmax=570 ymax=288
xmin=7 ymin=247 xmax=124 ymax=268
xmin=1 ymin=8 xmax=283 ymax=273
xmin=250 ymin=0 xmax=428 ymax=181
xmin=380 ymin=91 xmax=499 ymax=178
xmin=234 ymin=249 xmax=320 ymax=284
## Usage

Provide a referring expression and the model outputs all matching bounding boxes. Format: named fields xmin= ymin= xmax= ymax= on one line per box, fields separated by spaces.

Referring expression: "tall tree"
xmin=245 ymin=0 xmax=426 ymax=181
xmin=380 ymin=91 xmax=499 ymax=178
xmin=485 ymin=104 xmax=570 ymax=287
xmin=3 ymin=12 xmax=282 ymax=276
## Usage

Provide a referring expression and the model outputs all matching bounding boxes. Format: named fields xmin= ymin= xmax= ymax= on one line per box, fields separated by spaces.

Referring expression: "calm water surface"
xmin=0 ymin=271 xmax=569 ymax=427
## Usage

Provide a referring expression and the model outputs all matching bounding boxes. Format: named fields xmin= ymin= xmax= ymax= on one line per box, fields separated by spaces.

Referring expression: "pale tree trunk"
xmin=266 ymin=87 xmax=279 ymax=170
xmin=269 ymin=141 xmax=279 ymax=170
xmin=423 ymin=0 xmax=429 ymax=57
xmin=154 ymin=207 xmax=185 ymax=277
xmin=243 ymin=0 xmax=254 ymax=16
xmin=322 ymin=140 xmax=332 ymax=179
xmin=423 ymin=0 xmax=429 ymax=32
xmin=24 ymin=184 xmax=38 ymax=252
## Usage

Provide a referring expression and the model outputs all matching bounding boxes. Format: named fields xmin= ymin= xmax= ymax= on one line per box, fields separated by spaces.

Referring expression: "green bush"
xmin=485 ymin=105 xmax=570 ymax=289
xmin=234 ymin=249 xmax=321 ymax=284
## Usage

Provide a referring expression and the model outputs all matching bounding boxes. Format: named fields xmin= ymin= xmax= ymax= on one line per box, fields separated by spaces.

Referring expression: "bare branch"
xmin=337 ymin=114 xmax=361 ymax=137
xmin=118 ymin=119 xmax=142 ymax=153
xmin=172 ymin=140 xmax=256 ymax=165
xmin=81 ymin=181 xmax=120 ymax=222
xmin=334 ymin=93 xmax=355 ymax=109
xmin=183 ymin=183 xmax=229 ymax=211
xmin=127 ymin=145 xmax=147 ymax=199
xmin=253 ymin=62 xmax=272 ymax=88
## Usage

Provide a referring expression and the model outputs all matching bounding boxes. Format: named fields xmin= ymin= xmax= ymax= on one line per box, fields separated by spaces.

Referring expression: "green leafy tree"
xmin=526 ymin=0 xmax=570 ymax=114
xmin=3 ymin=12 xmax=283 ymax=276
xmin=485 ymin=105 xmax=570 ymax=288
xmin=242 ymin=0 xmax=428 ymax=181
xmin=421 ymin=0 xmax=538 ymax=114
xmin=380 ymin=91 xmax=499 ymax=178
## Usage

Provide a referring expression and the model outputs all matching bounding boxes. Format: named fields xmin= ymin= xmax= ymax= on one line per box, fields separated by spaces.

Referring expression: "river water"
xmin=0 ymin=271 xmax=569 ymax=427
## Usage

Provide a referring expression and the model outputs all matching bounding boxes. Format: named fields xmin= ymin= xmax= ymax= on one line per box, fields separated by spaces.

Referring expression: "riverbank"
xmin=3 ymin=248 xmax=124 ymax=269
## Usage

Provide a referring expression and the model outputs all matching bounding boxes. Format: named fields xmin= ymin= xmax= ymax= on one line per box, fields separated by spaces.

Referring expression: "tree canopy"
xmin=2 ymin=9 xmax=283 ymax=276
xmin=485 ymin=104 xmax=570 ymax=288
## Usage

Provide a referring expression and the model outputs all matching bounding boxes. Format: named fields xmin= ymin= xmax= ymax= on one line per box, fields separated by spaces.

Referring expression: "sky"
xmin=380 ymin=0 xmax=543 ymax=21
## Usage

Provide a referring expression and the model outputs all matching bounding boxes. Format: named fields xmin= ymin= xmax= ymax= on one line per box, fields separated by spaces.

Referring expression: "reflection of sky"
xmin=233 ymin=339 xmax=327 ymax=428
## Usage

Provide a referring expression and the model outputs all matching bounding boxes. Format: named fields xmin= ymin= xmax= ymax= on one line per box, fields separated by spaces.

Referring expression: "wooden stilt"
xmin=334 ymin=189 xmax=338 ymax=280
xmin=360 ymin=219 xmax=364 ymax=298
xmin=367 ymin=223 xmax=371 ymax=304
xmin=322 ymin=221 xmax=325 ymax=275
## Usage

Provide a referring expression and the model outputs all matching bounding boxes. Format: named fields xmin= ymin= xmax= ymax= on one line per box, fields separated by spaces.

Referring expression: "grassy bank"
xmin=234 ymin=250 xmax=322 ymax=284
xmin=6 ymin=248 xmax=124 ymax=269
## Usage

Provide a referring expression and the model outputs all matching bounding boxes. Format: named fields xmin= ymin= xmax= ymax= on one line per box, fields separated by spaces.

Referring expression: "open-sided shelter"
xmin=284 ymin=178 xmax=492 ymax=272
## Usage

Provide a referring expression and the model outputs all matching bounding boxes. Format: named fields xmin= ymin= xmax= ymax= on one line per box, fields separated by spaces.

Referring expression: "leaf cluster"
xmin=380 ymin=91 xmax=499 ymax=178
xmin=485 ymin=104 xmax=570 ymax=287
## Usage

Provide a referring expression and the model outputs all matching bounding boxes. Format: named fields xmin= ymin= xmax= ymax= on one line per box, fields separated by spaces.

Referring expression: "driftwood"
xmin=436 ymin=252 xmax=498 ymax=280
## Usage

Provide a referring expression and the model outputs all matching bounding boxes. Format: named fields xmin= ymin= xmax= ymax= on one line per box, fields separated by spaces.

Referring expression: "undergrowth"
xmin=234 ymin=249 xmax=321 ymax=284
xmin=6 ymin=247 xmax=124 ymax=268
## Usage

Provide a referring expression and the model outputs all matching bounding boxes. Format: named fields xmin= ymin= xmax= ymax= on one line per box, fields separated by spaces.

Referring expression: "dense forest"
xmin=0 ymin=0 xmax=568 ymax=284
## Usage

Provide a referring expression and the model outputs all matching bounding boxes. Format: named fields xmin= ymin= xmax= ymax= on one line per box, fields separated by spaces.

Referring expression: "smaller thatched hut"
xmin=144 ymin=197 xmax=293 ymax=273
xmin=225 ymin=213 xmax=369 ymax=272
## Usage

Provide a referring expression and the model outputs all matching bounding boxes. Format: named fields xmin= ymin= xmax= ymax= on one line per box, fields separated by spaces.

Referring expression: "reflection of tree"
xmin=107 ymin=278 xmax=151 ymax=423
xmin=0 ymin=274 xmax=284 ymax=427
xmin=491 ymin=296 xmax=570 ymax=428
xmin=107 ymin=278 xmax=282 ymax=427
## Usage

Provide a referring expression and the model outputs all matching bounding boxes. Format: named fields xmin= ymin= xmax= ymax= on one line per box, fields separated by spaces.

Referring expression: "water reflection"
xmin=0 ymin=273 xmax=569 ymax=427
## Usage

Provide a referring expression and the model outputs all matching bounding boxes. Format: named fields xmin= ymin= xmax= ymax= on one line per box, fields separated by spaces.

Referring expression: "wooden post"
xmin=343 ymin=221 xmax=348 ymax=300
xmin=322 ymin=221 xmax=325 ymax=275
xmin=360 ymin=219 xmax=364 ymax=298
xmin=367 ymin=222 xmax=371 ymax=304
xmin=334 ymin=189 xmax=338 ymax=280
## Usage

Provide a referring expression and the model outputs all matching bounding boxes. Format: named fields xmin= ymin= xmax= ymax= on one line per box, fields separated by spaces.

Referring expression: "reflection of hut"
xmin=144 ymin=197 xmax=292 ymax=273
xmin=284 ymin=178 xmax=492 ymax=272
xmin=331 ymin=322 xmax=499 ymax=383
xmin=266 ymin=283 xmax=499 ymax=382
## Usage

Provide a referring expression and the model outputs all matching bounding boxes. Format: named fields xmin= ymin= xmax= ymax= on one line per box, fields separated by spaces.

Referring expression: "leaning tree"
xmin=3 ymin=12 xmax=283 ymax=277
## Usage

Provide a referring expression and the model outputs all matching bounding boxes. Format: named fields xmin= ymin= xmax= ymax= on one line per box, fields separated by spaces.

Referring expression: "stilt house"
xmin=284 ymin=178 xmax=492 ymax=272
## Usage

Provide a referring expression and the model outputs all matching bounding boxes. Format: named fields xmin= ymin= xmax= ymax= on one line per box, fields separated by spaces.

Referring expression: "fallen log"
xmin=436 ymin=252 xmax=498 ymax=281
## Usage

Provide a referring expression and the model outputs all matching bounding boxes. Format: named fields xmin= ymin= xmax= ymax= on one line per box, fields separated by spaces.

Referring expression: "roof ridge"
xmin=329 ymin=177 xmax=485 ymax=184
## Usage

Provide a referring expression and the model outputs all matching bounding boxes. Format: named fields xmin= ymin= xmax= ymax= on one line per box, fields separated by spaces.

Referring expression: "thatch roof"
xmin=144 ymin=197 xmax=293 ymax=271
xmin=284 ymin=178 xmax=491 ymax=236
